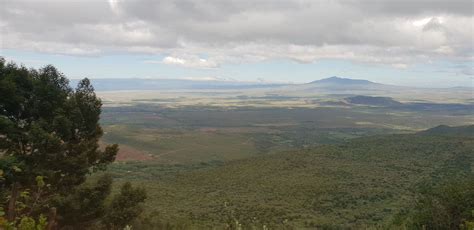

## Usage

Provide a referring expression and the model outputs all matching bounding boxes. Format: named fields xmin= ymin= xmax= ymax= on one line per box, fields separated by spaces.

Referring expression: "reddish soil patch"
xmin=101 ymin=142 xmax=153 ymax=162
xmin=116 ymin=145 xmax=153 ymax=161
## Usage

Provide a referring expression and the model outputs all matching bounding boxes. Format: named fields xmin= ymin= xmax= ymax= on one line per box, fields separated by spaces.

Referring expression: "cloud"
xmin=435 ymin=63 xmax=474 ymax=76
xmin=391 ymin=63 xmax=409 ymax=69
xmin=181 ymin=76 xmax=236 ymax=81
xmin=1 ymin=0 xmax=473 ymax=68
xmin=461 ymin=67 xmax=474 ymax=75
xmin=145 ymin=55 xmax=219 ymax=68
xmin=162 ymin=55 xmax=218 ymax=68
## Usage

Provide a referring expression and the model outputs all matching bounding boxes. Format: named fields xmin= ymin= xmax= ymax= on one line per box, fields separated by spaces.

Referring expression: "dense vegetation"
xmin=0 ymin=59 xmax=146 ymax=229
xmin=394 ymin=177 xmax=474 ymax=229
xmin=108 ymin=127 xmax=474 ymax=229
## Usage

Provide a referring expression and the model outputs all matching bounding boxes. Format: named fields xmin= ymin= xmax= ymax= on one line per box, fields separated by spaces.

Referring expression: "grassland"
xmin=104 ymin=125 xmax=259 ymax=164
xmin=100 ymin=102 xmax=472 ymax=164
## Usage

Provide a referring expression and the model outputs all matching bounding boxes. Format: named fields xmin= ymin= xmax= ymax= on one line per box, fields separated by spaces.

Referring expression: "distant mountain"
xmin=293 ymin=76 xmax=390 ymax=93
xmin=69 ymin=78 xmax=284 ymax=91
xmin=69 ymin=76 xmax=384 ymax=92
xmin=345 ymin=95 xmax=403 ymax=106
xmin=308 ymin=76 xmax=379 ymax=86
xmin=70 ymin=76 xmax=472 ymax=94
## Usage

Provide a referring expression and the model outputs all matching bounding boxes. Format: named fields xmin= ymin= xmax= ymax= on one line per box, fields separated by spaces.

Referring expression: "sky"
xmin=0 ymin=0 xmax=473 ymax=87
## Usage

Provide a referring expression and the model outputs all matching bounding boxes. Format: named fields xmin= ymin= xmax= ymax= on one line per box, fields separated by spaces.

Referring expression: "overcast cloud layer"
xmin=1 ymin=0 xmax=473 ymax=72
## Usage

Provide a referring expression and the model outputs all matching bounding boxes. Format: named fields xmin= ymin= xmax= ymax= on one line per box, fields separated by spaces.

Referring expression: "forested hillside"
xmin=111 ymin=126 xmax=474 ymax=229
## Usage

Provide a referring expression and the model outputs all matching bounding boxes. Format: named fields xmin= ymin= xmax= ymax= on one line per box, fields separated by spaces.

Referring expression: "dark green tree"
xmin=398 ymin=176 xmax=474 ymax=230
xmin=55 ymin=174 xmax=113 ymax=228
xmin=103 ymin=182 xmax=147 ymax=229
xmin=0 ymin=58 xmax=146 ymax=228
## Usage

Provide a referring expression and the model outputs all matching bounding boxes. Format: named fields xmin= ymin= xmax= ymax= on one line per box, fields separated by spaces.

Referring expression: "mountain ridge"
xmin=308 ymin=76 xmax=379 ymax=85
xmin=69 ymin=76 xmax=471 ymax=91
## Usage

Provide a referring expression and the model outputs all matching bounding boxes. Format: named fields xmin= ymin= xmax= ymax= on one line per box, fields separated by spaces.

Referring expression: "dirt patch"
xmin=101 ymin=142 xmax=153 ymax=162
xmin=117 ymin=145 xmax=153 ymax=161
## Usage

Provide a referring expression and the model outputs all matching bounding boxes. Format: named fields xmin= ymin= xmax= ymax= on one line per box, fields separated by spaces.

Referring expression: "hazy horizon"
xmin=1 ymin=0 xmax=473 ymax=87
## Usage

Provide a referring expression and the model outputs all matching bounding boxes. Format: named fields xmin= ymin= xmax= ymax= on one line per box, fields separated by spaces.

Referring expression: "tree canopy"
xmin=0 ymin=58 xmax=146 ymax=229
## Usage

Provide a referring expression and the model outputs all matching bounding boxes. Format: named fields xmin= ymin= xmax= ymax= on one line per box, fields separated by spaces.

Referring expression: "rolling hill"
xmin=345 ymin=95 xmax=403 ymax=106
xmin=110 ymin=125 xmax=474 ymax=229
xmin=418 ymin=124 xmax=474 ymax=136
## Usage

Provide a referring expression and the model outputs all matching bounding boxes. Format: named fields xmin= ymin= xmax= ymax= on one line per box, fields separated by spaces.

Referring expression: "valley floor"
xmin=96 ymin=91 xmax=473 ymax=228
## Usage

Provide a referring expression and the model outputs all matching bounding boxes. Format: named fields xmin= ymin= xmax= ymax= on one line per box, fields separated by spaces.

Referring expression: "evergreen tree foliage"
xmin=104 ymin=182 xmax=147 ymax=229
xmin=0 ymin=58 xmax=146 ymax=229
